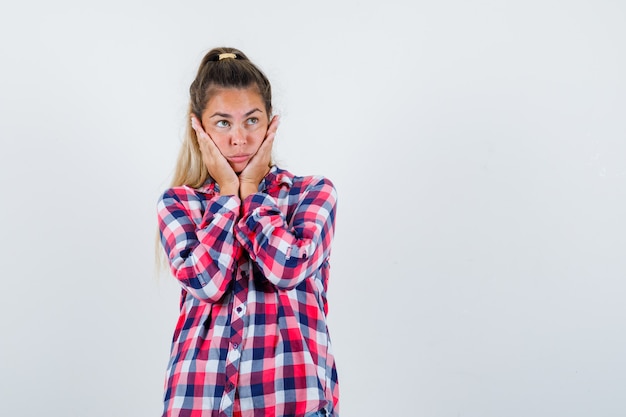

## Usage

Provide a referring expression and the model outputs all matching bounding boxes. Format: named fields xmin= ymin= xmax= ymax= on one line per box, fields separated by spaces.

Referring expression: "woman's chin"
xmin=230 ymin=161 xmax=248 ymax=175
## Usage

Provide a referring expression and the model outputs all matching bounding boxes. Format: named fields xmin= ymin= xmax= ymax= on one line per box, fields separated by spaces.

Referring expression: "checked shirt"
xmin=157 ymin=166 xmax=339 ymax=417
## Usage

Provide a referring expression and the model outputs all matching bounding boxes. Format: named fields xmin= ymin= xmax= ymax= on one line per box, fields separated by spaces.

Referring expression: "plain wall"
xmin=1 ymin=1 xmax=625 ymax=416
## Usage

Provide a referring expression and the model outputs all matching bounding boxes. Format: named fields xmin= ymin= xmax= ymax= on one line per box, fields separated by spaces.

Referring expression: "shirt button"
xmin=235 ymin=305 xmax=246 ymax=317
xmin=232 ymin=343 xmax=238 ymax=349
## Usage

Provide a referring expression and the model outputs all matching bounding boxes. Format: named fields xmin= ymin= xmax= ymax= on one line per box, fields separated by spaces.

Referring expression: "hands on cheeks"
xmin=239 ymin=115 xmax=279 ymax=200
xmin=191 ymin=115 xmax=239 ymax=196
xmin=190 ymin=114 xmax=280 ymax=201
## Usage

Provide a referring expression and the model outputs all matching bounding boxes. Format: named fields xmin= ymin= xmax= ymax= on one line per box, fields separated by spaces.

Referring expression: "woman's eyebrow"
xmin=209 ymin=108 xmax=262 ymax=118
xmin=209 ymin=112 xmax=231 ymax=118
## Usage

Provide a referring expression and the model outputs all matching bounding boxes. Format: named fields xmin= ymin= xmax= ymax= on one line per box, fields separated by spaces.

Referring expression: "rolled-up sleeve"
xmin=234 ymin=177 xmax=337 ymax=290
xmin=158 ymin=188 xmax=241 ymax=302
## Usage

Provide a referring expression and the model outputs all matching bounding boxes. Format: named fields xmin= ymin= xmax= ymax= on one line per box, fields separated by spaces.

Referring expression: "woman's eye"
xmin=246 ymin=117 xmax=259 ymax=125
xmin=216 ymin=120 xmax=230 ymax=128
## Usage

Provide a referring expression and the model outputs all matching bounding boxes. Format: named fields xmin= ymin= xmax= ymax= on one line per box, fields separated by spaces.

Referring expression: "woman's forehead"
xmin=203 ymin=87 xmax=265 ymax=116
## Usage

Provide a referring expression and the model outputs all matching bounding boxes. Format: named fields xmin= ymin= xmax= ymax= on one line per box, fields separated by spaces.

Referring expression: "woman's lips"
xmin=227 ymin=154 xmax=251 ymax=163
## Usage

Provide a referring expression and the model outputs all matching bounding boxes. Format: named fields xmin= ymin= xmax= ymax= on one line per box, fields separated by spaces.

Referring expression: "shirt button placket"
xmin=221 ymin=264 xmax=248 ymax=415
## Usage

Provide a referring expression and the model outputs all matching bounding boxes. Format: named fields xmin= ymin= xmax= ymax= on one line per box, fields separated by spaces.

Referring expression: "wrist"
xmin=219 ymin=181 xmax=239 ymax=197
xmin=239 ymin=182 xmax=258 ymax=200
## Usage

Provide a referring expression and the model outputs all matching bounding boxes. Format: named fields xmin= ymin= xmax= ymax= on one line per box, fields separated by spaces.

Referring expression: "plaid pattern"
xmin=157 ymin=166 xmax=339 ymax=417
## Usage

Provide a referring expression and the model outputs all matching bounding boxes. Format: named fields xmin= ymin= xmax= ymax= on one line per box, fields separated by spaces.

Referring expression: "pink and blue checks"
xmin=157 ymin=166 xmax=339 ymax=417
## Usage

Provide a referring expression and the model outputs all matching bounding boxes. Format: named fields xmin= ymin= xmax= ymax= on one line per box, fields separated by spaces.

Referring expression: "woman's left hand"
xmin=239 ymin=115 xmax=280 ymax=199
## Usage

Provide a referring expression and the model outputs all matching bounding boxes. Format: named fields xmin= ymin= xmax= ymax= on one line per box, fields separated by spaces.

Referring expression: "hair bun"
xmin=218 ymin=53 xmax=237 ymax=60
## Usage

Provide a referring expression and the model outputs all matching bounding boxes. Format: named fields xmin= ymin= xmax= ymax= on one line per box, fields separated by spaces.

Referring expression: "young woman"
xmin=157 ymin=47 xmax=339 ymax=417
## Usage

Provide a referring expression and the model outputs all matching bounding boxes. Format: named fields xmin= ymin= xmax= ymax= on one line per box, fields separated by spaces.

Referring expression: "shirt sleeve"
xmin=157 ymin=188 xmax=242 ymax=302
xmin=234 ymin=177 xmax=337 ymax=290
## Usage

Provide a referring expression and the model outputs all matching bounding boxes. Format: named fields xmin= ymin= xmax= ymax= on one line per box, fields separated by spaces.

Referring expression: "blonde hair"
xmin=156 ymin=47 xmax=274 ymax=269
xmin=171 ymin=104 xmax=209 ymax=189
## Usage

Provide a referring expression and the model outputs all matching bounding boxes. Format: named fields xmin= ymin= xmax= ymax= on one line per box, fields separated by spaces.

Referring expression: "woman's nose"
xmin=231 ymin=127 xmax=246 ymax=146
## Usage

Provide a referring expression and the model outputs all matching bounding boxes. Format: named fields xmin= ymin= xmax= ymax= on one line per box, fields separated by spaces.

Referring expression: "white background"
xmin=1 ymin=1 xmax=625 ymax=416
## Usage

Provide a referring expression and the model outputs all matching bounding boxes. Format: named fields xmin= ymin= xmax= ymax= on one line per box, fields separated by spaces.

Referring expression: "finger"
xmin=190 ymin=116 xmax=221 ymax=156
xmin=190 ymin=114 xmax=202 ymax=133
xmin=257 ymin=130 xmax=275 ymax=155
xmin=265 ymin=115 xmax=280 ymax=139
xmin=261 ymin=133 xmax=275 ymax=150
xmin=190 ymin=115 xmax=209 ymax=141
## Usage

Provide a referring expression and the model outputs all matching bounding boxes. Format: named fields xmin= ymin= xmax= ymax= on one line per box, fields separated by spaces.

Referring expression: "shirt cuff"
xmin=199 ymin=194 xmax=241 ymax=229
xmin=240 ymin=193 xmax=278 ymax=219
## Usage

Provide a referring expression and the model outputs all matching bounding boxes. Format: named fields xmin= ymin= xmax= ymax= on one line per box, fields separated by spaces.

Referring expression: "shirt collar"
xmin=194 ymin=165 xmax=293 ymax=194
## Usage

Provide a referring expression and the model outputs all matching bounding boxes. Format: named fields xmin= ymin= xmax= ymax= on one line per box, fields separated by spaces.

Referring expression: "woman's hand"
xmin=239 ymin=115 xmax=280 ymax=200
xmin=191 ymin=115 xmax=239 ymax=196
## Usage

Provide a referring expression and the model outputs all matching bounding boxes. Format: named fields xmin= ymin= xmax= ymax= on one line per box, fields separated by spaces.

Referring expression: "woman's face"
xmin=201 ymin=87 xmax=269 ymax=173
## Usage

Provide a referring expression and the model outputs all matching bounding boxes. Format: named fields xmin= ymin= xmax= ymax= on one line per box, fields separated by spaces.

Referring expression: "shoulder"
xmin=273 ymin=166 xmax=336 ymax=194
xmin=294 ymin=175 xmax=336 ymax=199
xmin=159 ymin=185 xmax=192 ymax=202
xmin=157 ymin=185 xmax=209 ymax=209
xmin=283 ymin=172 xmax=337 ymax=208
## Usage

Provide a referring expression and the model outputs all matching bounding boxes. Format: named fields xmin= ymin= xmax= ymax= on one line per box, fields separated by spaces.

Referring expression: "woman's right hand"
xmin=191 ymin=115 xmax=239 ymax=196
